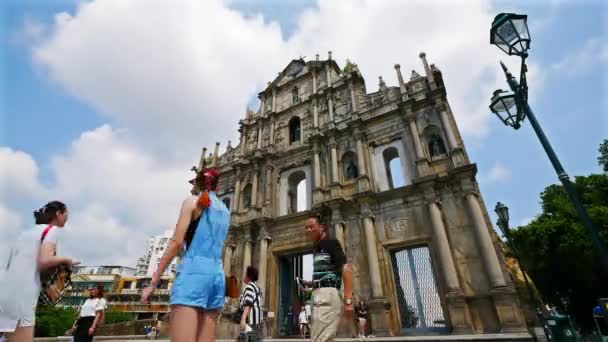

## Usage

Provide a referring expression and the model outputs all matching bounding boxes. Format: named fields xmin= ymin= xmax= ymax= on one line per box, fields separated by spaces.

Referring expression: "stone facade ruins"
xmin=200 ymin=52 xmax=529 ymax=337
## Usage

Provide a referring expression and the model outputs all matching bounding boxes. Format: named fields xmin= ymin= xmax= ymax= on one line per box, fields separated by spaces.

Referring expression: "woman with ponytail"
xmin=0 ymin=201 xmax=80 ymax=342
xmin=140 ymin=168 xmax=230 ymax=342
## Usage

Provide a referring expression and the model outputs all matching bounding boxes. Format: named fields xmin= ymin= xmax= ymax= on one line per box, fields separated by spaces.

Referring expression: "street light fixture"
xmin=494 ymin=202 xmax=510 ymax=234
xmin=490 ymin=13 xmax=531 ymax=57
xmin=490 ymin=89 xmax=521 ymax=129
xmin=489 ymin=13 xmax=608 ymax=271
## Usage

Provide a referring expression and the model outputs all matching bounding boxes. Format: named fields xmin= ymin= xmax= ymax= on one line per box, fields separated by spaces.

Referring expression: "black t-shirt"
xmin=313 ymin=239 xmax=346 ymax=288
xmin=356 ymin=304 xmax=369 ymax=318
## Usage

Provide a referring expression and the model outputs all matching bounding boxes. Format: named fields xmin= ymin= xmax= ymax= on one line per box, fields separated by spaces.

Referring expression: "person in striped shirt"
xmin=239 ymin=266 xmax=263 ymax=342
xmin=303 ymin=213 xmax=354 ymax=342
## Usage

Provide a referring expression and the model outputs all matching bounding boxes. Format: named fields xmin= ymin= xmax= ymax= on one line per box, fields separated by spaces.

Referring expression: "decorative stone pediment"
xmin=383 ymin=216 xmax=409 ymax=238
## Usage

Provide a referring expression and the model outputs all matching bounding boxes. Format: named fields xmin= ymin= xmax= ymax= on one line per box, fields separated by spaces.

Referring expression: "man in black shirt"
xmin=302 ymin=215 xmax=354 ymax=341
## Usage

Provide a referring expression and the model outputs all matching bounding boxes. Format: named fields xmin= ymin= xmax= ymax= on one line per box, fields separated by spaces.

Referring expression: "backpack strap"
xmin=40 ymin=225 xmax=53 ymax=243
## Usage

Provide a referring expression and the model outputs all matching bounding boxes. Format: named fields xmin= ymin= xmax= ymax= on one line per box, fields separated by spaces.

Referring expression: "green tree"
xmin=599 ymin=139 xmax=608 ymax=172
xmin=35 ymin=306 xmax=78 ymax=337
xmin=509 ymin=172 xmax=608 ymax=330
xmin=342 ymin=59 xmax=359 ymax=75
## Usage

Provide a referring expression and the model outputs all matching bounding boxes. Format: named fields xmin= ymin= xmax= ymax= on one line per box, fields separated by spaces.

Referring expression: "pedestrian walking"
xmin=140 ymin=168 xmax=230 ymax=342
xmin=239 ymin=266 xmax=263 ymax=342
xmin=0 ymin=201 xmax=80 ymax=342
xmin=301 ymin=212 xmax=354 ymax=342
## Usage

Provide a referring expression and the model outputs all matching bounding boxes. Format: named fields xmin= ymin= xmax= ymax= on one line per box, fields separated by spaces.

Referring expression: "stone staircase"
xmin=35 ymin=332 xmax=535 ymax=341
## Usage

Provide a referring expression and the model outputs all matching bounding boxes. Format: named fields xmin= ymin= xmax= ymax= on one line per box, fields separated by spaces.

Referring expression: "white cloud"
xmin=12 ymin=16 xmax=48 ymax=45
xmin=0 ymin=147 xmax=46 ymax=201
xmin=33 ymin=0 xmax=289 ymax=160
xmin=1 ymin=125 xmax=193 ymax=267
xmin=480 ymin=161 xmax=512 ymax=185
xmin=551 ymin=37 xmax=608 ymax=77
xmin=519 ymin=216 xmax=534 ymax=227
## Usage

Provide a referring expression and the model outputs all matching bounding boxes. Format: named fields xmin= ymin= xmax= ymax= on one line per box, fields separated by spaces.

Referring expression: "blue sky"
xmin=0 ymin=0 xmax=606 ymax=265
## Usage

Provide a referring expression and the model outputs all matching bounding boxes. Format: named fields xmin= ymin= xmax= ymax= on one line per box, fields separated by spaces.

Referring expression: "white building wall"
xmin=137 ymin=229 xmax=178 ymax=277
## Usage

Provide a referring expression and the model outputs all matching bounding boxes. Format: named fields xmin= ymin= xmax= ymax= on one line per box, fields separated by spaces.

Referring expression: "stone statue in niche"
xmin=345 ymin=160 xmax=358 ymax=180
xmin=429 ymin=134 xmax=447 ymax=157
xmin=265 ymin=100 xmax=272 ymax=113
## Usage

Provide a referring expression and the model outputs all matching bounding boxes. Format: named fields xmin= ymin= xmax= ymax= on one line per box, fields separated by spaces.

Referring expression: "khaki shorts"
xmin=311 ymin=287 xmax=342 ymax=342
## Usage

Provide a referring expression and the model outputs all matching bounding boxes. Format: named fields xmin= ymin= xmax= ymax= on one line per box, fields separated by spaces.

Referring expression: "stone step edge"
xmin=34 ymin=332 xmax=533 ymax=341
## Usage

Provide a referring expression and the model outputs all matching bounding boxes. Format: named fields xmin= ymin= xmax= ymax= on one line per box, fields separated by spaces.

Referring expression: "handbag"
xmin=225 ymin=275 xmax=239 ymax=298
xmin=38 ymin=225 xmax=72 ymax=306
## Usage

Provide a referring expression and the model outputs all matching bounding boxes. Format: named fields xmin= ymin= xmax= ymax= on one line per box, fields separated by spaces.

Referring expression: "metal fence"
xmin=391 ymin=245 xmax=448 ymax=333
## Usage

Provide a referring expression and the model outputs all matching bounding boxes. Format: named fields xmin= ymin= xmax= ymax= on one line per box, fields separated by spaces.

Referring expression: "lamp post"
xmin=494 ymin=202 xmax=536 ymax=304
xmin=489 ymin=13 xmax=608 ymax=271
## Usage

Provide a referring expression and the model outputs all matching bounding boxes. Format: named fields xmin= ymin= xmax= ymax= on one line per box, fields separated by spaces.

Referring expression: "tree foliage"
xmin=509 ymin=172 xmax=608 ymax=330
xmin=35 ymin=306 xmax=77 ymax=337
xmin=599 ymin=139 xmax=608 ymax=173
xmin=342 ymin=59 xmax=359 ymax=75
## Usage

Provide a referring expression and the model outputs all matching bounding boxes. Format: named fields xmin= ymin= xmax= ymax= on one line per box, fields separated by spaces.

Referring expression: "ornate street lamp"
xmin=489 ymin=13 xmax=608 ymax=271
xmin=490 ymin=89 xmax=521 ymax=129
xmin=494 ymin=202 xmax=510 ymax=236
xmin=490 ymin=13 xmax=531 ymax=57
xmin=494 ymin=202 xmax=539 ymax=313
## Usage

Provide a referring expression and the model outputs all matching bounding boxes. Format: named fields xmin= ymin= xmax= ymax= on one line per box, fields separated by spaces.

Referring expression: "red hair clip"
xmin=198 ymin=190 xmax=211 ymax=209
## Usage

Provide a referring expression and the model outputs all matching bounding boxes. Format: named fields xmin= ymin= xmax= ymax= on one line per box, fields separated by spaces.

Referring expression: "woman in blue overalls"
xmin=141 ymin=168 xmax=230 ymax=342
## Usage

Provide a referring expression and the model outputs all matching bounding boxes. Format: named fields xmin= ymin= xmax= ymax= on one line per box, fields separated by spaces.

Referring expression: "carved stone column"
xmin=257 ymin=126 xmax=262 ymax=150
xmin=439 ymin=109 xmax=466 ymax=167
xmin=313 ymin=98 xmax=319 ymax=127
xmin=328 ymin=93 xmax=335 ymax=122
xmin=394 ymin=64 xmax=407 ymax=95
xmin=233 ymin=170 xmax=242 ymax=213
xmin=407 ymin=116 xmax=431 ymax=176
xmin=356 ymin=139 xmax=366 ymax=176
xmin=241 ymin=227 xmax=252 ymax=281
xmin=325 ymin=63 xmax=332 ymax=87
xmin=313 ymin=149 xmax=322 ymax=189
xmin=428 ymin=201 xmax=461 ymax=293
xmin=260 ymin=95 xmax=266 ymax=116
xmin=465 ymin=193 xmax=506 ymax=288
xmin=331 ymin=207 xmax=345 ymax=249
xmin=408 ymin=119 xmax=424 ymax=159
xmin=419 ymin=52 xmax=437 ymax=90
xmin=240 ymin=129 xmax=247 ymax=155
xmin=272 ymin=88 xmax=277 ymax=113
xmin=251 ymin=168 xmax=259 ymax=208
xmin=361 ymin=205 xmax=389 ymax=337
xmin=312 ymin=69 xmax=317 ymax=94
xmin=349 ymin=81 xmax=357 ymax=113
xmin=264 ymin=165 xmax=272 ymax=206
xmin=330 ymin=140 xmax=339 ymax=184
xmin=257 ymin=227 xmax=271 ymax=294
xmin=223 ymin=242 xmax=236 ymax=274
xmin=439 ymin=111 xmax=457 ymax=150
xmin=355 ymin=134 xmax=370 ymax=192
xmin=270 ymin=117 xmax=275 ymax=145
xmin=361 ymin=207 xmax=383 ymax=298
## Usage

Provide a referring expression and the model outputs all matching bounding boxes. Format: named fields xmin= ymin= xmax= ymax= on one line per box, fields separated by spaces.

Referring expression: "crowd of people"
xmin=0 ymin=167 xmax=363 ymax=342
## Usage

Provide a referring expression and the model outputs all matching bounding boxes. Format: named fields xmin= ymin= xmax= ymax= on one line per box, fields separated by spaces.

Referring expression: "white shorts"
xmin=0 ymin=304 xmax=35 ymax=333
